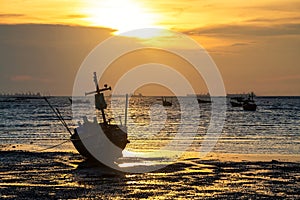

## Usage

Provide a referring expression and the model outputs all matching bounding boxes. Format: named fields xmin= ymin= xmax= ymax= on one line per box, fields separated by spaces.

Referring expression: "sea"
xmin=0 ymin=96 xmax=299 ymax=157
xmin=1 ymin=95 xmax=299 ymax=199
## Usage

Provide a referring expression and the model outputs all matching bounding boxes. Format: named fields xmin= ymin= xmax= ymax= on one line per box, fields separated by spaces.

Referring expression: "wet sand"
xmin=0 ymin=146 xmax=299 ymax=199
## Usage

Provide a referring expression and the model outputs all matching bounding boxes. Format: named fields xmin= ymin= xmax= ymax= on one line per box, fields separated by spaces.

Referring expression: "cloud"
xmin=248 ymin=1 xmax=300 ymax=12
xmin=230 ymin=42 xmax=251 ymax=47
xmin=246 ymin=17 xmax=300 ymax=23
xmin=0 ymin=13 xmax=25 ymax=18
xmin=185 ymin=23 xmax=300 ymax=37
xmin=10 ymin=75 xmax=32 ymax=81
xmin=65 ymin=14 xmax=88 ymax=19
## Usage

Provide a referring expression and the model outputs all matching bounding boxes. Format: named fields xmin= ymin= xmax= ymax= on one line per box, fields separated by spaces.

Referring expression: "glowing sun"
xmin=82 ymin=0 xmax=158 ymax=33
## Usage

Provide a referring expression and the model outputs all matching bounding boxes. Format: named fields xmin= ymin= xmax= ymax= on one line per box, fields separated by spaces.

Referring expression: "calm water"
xmin=0 ymin=96 xmax=299 ymax=155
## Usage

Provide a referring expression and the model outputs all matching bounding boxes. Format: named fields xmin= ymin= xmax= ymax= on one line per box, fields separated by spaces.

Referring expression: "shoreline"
xmin=0 ymin=149 xmax=299 ymax=199
xmin=1 ymin=143 xmax=299 ymax=163
xmin=199 ymin=152 xmax=300 ymax=163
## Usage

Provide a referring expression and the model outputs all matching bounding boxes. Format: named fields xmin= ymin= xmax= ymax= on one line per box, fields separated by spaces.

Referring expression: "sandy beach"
xmin=0 ymin=144 xmax=299 ymax=199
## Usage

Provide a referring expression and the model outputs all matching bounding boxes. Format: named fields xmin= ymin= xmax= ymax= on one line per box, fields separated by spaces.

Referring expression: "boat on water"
xmin=242 ymin=92 xmax=257 ymax=111
xmin=229 ymin=92 xmax=257 ymax=111
xmin=243 ymin=101 xmax=257 ymax=111
xmin=44 ymin=72 xmax=129 ymax=165
xmin=230 ymin=101 xmax=243 ymax=107
xmin=70 ymin=118 xmax=129 ymax=163
xmin=70 ymin=72 xmax=130 ymax=164
xmin=162 ymin=97 xmax=172 ymax=106
xmin=230 ymin=96 xmax=245 ymax=107
xmin=197 ymin=99 xmax=212 ymax=104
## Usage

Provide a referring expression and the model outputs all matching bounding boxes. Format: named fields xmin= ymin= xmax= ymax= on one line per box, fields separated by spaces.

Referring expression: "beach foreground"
xmin=0 ymin=149 xmax=299 ymax=199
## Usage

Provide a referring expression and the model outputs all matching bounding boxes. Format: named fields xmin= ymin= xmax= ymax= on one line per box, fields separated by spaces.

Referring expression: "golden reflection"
xmin=118 ymin=28 xmax=169 ymax=39
xmin=80 ymin=0 xmax=159 ymax=34
xmin=118 ymin=161 xmax=156 ymax=168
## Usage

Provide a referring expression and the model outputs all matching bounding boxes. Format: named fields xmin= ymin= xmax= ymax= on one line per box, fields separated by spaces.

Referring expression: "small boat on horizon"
xmin=243 ymin=101 xmax=257 ymax=111
xmin=229 ymin=92 xmax=257 ymax=111
xmin=197 ymin=98 xmax=212 ymax=104
xmin=243 ymin=92 xmax=257 ymax=111
xmin=162 ymin=97 xmax=172 ymax=106
xmin=230 ymin=96 xmax=245 ymax=107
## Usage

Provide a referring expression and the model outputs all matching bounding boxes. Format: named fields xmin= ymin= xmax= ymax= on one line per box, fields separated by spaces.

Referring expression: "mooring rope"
xmin=32 ymin=139 xmax=71 ymax=152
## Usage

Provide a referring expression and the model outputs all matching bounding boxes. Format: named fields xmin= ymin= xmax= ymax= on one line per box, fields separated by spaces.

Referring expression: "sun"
xmin=81 ymin=0 xmax=158 ymax=34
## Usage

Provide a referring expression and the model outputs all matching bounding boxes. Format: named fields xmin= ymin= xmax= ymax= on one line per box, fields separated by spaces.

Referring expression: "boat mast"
xmin=85 ymin=72 xmax=111 ymax=125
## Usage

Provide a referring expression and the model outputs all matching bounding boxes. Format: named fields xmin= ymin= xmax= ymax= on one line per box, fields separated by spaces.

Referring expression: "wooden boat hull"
xmin=71 ymin=123 xmax=129 ymax=163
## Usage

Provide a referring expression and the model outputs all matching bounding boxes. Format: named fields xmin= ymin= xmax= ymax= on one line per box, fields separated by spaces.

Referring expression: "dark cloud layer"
xmin=65 ymin=14 xmax=89 ymax=19
xmin=185 ymin=23 xmax=300 ymax=37
xmin=0 ymin=13 xmax=25 ymax=18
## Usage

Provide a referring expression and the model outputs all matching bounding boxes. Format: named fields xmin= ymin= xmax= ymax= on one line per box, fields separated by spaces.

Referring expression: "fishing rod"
xmin=44 ymin=97 xmax=72 ymax=135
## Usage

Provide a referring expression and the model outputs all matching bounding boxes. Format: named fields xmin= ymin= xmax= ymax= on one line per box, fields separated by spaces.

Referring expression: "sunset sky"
xmin=0 ymin=0 xmax=299 ymax=96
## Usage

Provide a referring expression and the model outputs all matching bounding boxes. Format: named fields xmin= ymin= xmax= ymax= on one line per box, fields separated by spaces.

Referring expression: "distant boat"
xmin=243 ymin=101 xmax=257 ymax=111
xmin=230 ymin=101 xmax=243 ymax=107
xmin=197 ymin=99 xmax=212 ymax=104
xmin=230 ymin=96 xmax=245 ymax=107
xmin=229 ymin=92 xmax=257 ymax=111
xmin=162 ymin=97 xmax=172 ymax=106
xmin=243 ymin=92 xmax=257 ymax=111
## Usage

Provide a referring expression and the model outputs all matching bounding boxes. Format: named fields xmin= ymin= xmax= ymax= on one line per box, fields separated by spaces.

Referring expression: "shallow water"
xmin=0 ymin=96 xmax=299 ymax=156
xmin=0 ymin=96 xmax=299 ymax=198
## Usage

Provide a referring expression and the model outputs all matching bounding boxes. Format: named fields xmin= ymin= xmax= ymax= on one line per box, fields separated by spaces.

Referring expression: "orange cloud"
xmin=10 ymin=75 xmax=32 ymax=81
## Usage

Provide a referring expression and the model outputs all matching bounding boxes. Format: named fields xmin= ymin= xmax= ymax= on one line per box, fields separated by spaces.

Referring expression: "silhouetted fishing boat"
xmin=230 ymin=96 xmax=245 ymax=107
xmin=71 ymin=117 xmax=129 ymax=162
xmin=71 ymin=72 xmax=129 ymax=163
xmin=243 ymin=101 xmax=257 ymax=111
xmin=243 ymin=92 xmax=257 ymax=111
xmin=230 ymin=101 xmax=243 ymax=107
xmin=162 ymin=97 xmax=172 ymax=106
xmin=197 ymin=99 xmax=212 ymax=104
xmin=229 ymin=93 xmax=257 ymax=111
xmin=45 ymin=72 xmax=129 ymax=165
